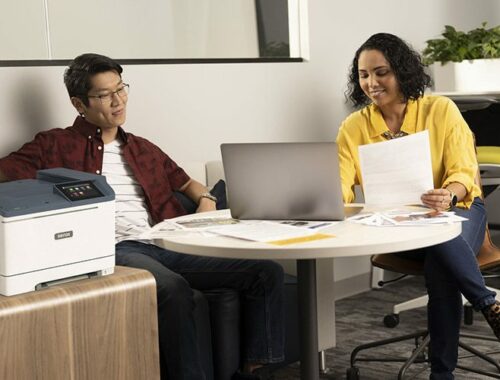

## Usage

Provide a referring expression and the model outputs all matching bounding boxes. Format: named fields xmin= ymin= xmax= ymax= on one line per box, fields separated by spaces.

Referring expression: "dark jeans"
xmin=115 ymin=240 xmax=285 ymax=380
xmin=397 ymin=198 xmax=495 ymax=380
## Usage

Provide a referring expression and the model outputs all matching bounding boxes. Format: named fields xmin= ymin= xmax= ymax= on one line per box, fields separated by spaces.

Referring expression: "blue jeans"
xmin=115 ymin=240 xmax=285 ymax=380
xmin=397 ymin=198 xmax=495 ymax=379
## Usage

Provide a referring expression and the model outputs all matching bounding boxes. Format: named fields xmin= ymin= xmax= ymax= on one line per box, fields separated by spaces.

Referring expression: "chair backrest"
xmin=475 ymin=169 xmax=500 ymax=269
xmin=372 ymin=166 xmax=500 ymax=274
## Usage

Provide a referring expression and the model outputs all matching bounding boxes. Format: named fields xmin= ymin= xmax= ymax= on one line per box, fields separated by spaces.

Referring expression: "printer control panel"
xmin=55 ymin=181 xmax=104 ymax=201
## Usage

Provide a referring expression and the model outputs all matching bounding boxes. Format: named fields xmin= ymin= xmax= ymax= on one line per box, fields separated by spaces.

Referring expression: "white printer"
xmin=0 ymin=168 xmax=115 ymax=296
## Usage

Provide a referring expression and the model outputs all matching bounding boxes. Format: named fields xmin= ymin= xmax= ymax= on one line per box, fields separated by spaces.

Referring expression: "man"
xmin=0 ymin=53 xmax=284 ymax=380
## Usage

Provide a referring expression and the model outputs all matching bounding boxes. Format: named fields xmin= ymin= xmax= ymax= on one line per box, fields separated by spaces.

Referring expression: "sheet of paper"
xmin=139 ymin=217 xmax=238 ymax=239
xmin=274 ymin=220 xmax=339 ymax=230
xmin=347 ymin=209 xmax=467 ymax=227
xmin=207 ymin=221 xmax=334 ymax=245
xmin=358 ymin=130 xmax=434 ymax=206
xmin=173 ymin=217 xmax=240 ymax=229
xmin=146 ymin=215 xmax=336 ymax=245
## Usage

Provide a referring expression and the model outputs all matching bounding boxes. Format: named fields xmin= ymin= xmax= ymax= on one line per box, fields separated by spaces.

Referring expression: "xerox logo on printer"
xmin=54 ymin=231 xmax=73 ymax=240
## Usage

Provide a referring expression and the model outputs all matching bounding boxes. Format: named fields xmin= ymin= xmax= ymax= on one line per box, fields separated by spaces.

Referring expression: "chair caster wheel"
xmin=464 ymin=305 xmax=474 ymax=325
xmin=346 ymin=366 xmax=360 ymax=380
xmin=383 ymin=313 xmax=400 ymax=328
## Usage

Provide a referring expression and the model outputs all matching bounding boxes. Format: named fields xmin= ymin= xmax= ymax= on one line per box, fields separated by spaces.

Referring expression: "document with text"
xmin=347 ymin=208 xmax=467 ymax=227
xmin=207 ymin=221 xmax=335 ymax=245
xmin=359 ymin=130 xmax=434 ymax=206
xmin=143 ymin=215 xmax=335 ymax=245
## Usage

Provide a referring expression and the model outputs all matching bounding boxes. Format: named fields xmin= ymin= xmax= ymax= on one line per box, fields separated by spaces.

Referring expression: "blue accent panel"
xmin=0 ymin=168 xmax=115 ymax=217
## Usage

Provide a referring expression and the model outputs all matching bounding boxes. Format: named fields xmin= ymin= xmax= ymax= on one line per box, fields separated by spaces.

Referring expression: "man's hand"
xmin=180 ymin=178 xmax=218 ymax=213
xmin=196 ymin=197 xmax=217 ymax=213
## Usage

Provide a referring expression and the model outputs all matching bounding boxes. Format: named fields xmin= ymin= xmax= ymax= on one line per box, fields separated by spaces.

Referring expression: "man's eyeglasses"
xmin=87 ymin=83 xmax=130 ymax=104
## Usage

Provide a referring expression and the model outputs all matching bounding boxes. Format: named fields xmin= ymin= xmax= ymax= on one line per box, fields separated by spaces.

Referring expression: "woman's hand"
xmin=421 ymin=188 xmax=451 ymax=211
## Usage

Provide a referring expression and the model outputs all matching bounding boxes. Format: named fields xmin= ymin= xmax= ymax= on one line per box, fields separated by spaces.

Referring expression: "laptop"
xmin=220 ymin=142 xmax=361 ymax=220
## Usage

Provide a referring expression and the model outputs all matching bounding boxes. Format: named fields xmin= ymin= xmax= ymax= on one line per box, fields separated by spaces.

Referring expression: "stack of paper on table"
xmin=348 ymin=208 xmax=467 ymax=227
xmin=143 ymin=214 xmax=336 ymax=245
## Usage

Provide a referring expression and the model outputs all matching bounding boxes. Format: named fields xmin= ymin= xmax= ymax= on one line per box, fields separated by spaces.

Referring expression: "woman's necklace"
xmin=381 ymin=130 xmax=408 ymax=140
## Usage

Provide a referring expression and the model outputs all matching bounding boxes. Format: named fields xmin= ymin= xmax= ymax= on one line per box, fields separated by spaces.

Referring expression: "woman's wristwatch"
xmin=447 ymin=189 xmax=458 ymax=209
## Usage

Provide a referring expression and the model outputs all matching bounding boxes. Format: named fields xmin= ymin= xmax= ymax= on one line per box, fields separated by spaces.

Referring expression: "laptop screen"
xmin=221 ymin=142 xmax=349 ymax=221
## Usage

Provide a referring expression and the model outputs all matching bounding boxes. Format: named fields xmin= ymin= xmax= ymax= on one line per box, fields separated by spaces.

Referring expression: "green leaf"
xmin=422 ymin=21 xmax=500 ymax=64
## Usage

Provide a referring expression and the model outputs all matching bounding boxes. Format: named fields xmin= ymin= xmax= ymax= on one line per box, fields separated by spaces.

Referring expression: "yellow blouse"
xmin=336 ymin=95 xmax=481 ymax=208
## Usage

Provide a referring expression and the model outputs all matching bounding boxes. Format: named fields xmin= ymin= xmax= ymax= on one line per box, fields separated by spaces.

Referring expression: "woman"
xmin=337 ymin=32 xmax=500 ymax=380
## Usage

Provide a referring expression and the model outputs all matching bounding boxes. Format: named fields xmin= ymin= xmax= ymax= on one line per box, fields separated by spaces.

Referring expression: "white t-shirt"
xmin=101 ymin=139 xmax=152 ymax=242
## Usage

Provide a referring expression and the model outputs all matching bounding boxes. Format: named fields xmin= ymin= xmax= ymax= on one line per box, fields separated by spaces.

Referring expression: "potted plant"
xmin=422 ymin=22 xmax=500 ymax=93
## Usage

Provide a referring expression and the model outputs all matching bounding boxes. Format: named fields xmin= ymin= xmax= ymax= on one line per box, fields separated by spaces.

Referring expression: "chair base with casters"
xmin=378 ymin=220 xmax=500 ymax=328
xmin=347 ymin=330 xmax=500 ymax=380
xmin=382 ymin=285 xmax=500 ymax=328
xmin=348 ymin=162 xmax=500 ymax=378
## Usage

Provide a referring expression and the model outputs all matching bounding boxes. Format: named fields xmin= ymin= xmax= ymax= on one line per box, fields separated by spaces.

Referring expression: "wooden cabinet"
xmin=0 ymin=266 xmax=160 ymax=380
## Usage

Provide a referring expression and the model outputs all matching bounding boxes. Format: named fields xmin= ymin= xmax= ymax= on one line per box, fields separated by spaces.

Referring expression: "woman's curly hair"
xmin=346 ymin=33 xmax=432 ymax=108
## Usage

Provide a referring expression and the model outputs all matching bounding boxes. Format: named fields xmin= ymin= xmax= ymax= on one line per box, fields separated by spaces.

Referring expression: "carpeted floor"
xmin=273 ymin=266 xmax=500 ymax=379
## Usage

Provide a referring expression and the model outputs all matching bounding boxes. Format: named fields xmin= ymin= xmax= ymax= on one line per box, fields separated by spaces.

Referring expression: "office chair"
xmin=347 ymin=170 xmax=500 ymax=380
xmin=478 ymin=146 xmax=500 ymax=231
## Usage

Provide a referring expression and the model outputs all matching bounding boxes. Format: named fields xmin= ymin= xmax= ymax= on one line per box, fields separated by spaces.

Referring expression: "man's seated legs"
xmin=115 ymin=242 xmax=206 ymax=380
xmin=116 ymin=240 xmax=285 ymax=379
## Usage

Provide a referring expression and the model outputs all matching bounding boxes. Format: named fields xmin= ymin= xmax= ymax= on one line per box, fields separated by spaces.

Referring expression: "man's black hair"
xmin=64 ymin=53 xmax=123 ymax=106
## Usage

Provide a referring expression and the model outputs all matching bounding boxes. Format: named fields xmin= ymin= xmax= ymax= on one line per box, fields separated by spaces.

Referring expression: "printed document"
xmin=359 ymin=131 xmax=433 ymax=206
xmin=207 ymin=221 xmax=334 ymax=245
xmin=142 ymin=215 xmax=335 ymax=245
xmin=139 ymin=216 xmax=239 ymax=239
xmin=348 ymin=208 xmax=467 ymax=227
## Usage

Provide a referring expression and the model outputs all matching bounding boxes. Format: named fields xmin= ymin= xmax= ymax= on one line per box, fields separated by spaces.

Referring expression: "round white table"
xmin=156 ymin=209 xmax=461 ymax=380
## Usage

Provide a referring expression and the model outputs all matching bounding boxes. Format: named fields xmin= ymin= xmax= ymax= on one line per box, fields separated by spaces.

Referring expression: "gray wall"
xmin=0 ymin=0 xmax=259 ymax=59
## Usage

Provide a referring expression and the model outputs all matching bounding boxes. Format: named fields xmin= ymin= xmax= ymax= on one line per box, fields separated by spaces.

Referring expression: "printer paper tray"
xmin=0 ymin=255 xmax=115 ymax=296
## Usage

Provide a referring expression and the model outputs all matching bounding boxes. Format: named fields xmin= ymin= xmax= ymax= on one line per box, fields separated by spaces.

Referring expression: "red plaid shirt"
xmin=0 ymin=116 xmax=190 ymax=224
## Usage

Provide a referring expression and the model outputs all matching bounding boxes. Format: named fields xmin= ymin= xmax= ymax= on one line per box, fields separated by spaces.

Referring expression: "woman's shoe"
xmin=482 ymin=301 xmax=500 ymax=340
